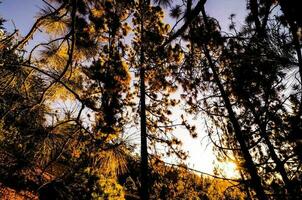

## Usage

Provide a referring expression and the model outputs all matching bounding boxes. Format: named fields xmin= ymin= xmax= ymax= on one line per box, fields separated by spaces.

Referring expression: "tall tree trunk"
xmin=139 ymin=0 xmax=149 ymax=199
xmin=200 ymin=6 xmax=268 ymax=200
xmin=244 ymin=1 xmax=293 ymax=194
xmin=204 ymin=46 xmax=267 ymax=200
xmin=279 ymin=0 xmax=302 ymax=167
xmin=289 ymin=20 xmax=302 ymax=116
xmin=242 ymin=95 xmax=292 ymax=193
xmin=140 ymin=66 xmax=148 ymax=200
xmin=279 ymin=0 xmax=302 ymax=114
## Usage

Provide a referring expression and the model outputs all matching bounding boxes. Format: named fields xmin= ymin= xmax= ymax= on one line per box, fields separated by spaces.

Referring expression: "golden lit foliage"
xmin=40 ymin=41 xmax=68 ymax=69
xmin=92 ymin=175 xmax=125 ymax=200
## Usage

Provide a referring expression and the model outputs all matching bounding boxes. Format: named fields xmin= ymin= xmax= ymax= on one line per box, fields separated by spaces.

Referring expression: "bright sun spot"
xmin=221 ymin=162 xmax=239 ymax=178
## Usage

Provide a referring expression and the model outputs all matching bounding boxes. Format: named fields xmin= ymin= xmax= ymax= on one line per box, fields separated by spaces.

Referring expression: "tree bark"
xmin=200 ymin=6 xmax=268 ymax=200
xmin=242 ymin=95 xmax=292 ymax=193
xmin=139 ymin=0 xmax=149 ymax=199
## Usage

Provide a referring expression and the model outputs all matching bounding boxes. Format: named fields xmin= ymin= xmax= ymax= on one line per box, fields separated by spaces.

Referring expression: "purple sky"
xmin=206 ymin=0 xmax=246 ymax=31
xmin=1 ymin=0 xmax=43 ymax=34
xmin=1 ymin=0 xmax=246 ymax=34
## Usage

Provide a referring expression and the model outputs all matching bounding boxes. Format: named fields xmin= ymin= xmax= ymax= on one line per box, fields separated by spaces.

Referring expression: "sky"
xmin=0 ymin=0 xmax=247 ymax=34
xmin=0 ymin=0 xmax=247 ymax=175
xmin=1 ymin=0 xmax=43 ymax=34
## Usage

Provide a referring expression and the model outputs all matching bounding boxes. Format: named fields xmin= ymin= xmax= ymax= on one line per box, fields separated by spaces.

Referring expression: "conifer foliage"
xmin=0 ymin=0 xmax=301 ymax=199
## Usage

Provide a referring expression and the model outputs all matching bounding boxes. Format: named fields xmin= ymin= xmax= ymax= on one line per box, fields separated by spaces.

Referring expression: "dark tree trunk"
xmin=204 ymin=46 xmax=267 ymax=200
xmin=200 ymin=6 xmax=268 ymax=200
xmin=139 ymin=0 xmax=149 ymax=199
xmin=140 ymin=66 xmax=149 ymax=200
xmin=242 ymin=95 xmax=292 ymax=193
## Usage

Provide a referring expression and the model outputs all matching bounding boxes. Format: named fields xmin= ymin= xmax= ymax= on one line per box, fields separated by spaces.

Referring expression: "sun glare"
xmin=221 ymin=162 xmax=239 ymax=178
